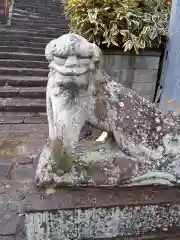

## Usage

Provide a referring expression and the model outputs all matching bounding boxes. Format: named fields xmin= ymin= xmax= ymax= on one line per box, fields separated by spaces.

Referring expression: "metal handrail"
xmin=4 ymin=0 xmax=9 ymax=17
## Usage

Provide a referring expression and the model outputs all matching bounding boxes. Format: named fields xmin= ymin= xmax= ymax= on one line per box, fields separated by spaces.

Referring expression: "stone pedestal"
xmin=23 ymin=186 xmax=180 ymax=239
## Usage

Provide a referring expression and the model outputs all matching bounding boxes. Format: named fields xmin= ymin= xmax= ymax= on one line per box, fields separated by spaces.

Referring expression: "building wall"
xmin=103 ymin=50 xmax=161 ymax=102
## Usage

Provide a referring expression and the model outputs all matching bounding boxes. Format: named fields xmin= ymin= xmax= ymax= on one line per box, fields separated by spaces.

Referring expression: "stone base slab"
xmin=24 ymin=186 xmax=180 ymax=239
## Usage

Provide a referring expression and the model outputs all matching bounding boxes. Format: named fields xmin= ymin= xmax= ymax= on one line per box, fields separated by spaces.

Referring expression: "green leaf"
xmin=149 ymin=28 xmax=157 ymax=40
xmin=141 ymin=26 xmax=149 ymax=35
xmin=112 ymin=40 xmax=118 ymax=46
xmin=123 ymin=40 xmax=133 ymax=52
xmin=65 ymin=0 xmax=169 ymax=51
xmin=120 ymin=30 xmax=129 ymax=36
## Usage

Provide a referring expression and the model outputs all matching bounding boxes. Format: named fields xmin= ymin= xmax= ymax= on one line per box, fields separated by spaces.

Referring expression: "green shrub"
xmin=64 ymin=0 xmax=170 ymax=53
xmin=8 ymin=0 xmax=13 ymax=7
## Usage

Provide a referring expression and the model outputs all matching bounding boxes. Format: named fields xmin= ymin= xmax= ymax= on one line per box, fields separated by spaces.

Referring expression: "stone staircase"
xmin=0 ymin=0 xmax=68 ymax=122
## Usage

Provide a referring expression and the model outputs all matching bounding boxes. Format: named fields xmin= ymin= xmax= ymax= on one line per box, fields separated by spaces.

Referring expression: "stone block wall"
xmin=102 ymin=49 xmax=161 ymax=102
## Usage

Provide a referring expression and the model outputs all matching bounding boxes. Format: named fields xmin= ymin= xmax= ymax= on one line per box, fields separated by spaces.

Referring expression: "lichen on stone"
xmin=35 ymin=33 xmax=180 ymax=188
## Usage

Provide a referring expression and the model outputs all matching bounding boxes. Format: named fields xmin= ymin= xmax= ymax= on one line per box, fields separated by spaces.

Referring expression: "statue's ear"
xmin=45 ymin=39 xmax=57 ymax=61
xmin=92 ymin=43 xmax=103 ymax=68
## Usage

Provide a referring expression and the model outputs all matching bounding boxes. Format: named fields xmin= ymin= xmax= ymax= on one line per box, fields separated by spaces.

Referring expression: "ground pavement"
xmin=0 ymin=114 xmax=48 ymax=239
xmin=1 ymin=115 xmax=180 ymax=239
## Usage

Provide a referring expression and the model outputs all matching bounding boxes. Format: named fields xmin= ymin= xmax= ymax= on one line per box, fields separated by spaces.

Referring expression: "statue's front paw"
xmin=126 ymin=171 xmax=177 ymax=186
xmin=35 ymin=171 xmax=54 ymax=188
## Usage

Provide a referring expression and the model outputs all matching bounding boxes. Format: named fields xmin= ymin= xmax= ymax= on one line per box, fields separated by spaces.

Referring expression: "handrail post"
xmin=4 ymin=0 xmax=8 ymax=17
xmin=158 ymin=0 xmax=180 ymax=112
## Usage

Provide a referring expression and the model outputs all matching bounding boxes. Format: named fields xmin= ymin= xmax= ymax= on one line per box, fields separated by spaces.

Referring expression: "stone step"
xmin=13 ymin=8 xmax=64 ymax=18
xmin=12 ymin=13 xmax=67 ymax=21
xmin=16 ymin=0 xmax=62 ymax=5
xmin=12 ymin=8 xmax=65 ymax=20
xmin=14 ymin=3 xmax=64 ymax=12
xmin=15 ymin=0 xmax=63 ymax=7
xmin=0 ymin=87 xmax=20 ymax=98
xmin=18 ymin=87 xmax=46 ymax=98
xmin=0 ymin=28 xmax=61 ymax=38
xmin=0 ymin=41 xmax=46 ymax=49
xmin=0 ymin=34 xmax=52 ymax=43
xmin=0 ymin=76 xmax=47 ymax=87
xmin=0 ymin=46 xmax=45 ymax=54
xmin=0 ymin=98 xmax=46 ymax=112
xmin=0 ymin=86 xmax=46 ymax=98
xmin=14 ymin=3 xmax=63 ymax=13
xmin=0 ymin=112 xmax=47 ymax=124
xmin=0 ymin=52 xmax=46 ymax=61
xmin=0 ymin=67 xmax=48 ymax=77
xmin=11 ymin=21 xmax=67 ymax=30
xmin=13 ymin=6 xmax=63 ymax=12
xmin=3 ymin=25 xmax=68 ymax=36
xmin=12 ymin=11 xmax=63 ymax=19
xmin=0 ymin=60 xmax=48 ymax=69
xmin=15 ymin=0 xmax=62 ymax=6
xmin=11 ymin=16 xmax=68 ymax=25
xmin=23 ymin=186 xmax=180 ymax=240
xmin=13 ymin=7 xmax=65 ymax=18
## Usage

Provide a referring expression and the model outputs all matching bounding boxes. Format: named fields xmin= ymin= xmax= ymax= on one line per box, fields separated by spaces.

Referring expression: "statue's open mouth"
xmin=49 ymin=62 xmax=88 ymax=76
xmin=57 ymin=81 xmax=89 ymax=91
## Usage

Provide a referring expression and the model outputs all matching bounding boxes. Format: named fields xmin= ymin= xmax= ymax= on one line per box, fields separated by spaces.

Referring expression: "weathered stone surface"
xmin=0 ymin=0 xmax=70 ymax=235
xmin=0 ymin=112 xmax=25 ymax=124
xmin=0 ymin=181 xmax=29 ymax=237
xmin=23 ymin=186 xmax=180 ymax=239
xmin=36 ymin=136 xmax=138 ymax=187
xmin=0 ymin=60 xmax=48 ymax=69
xmin=0 ymin=214 xmax=21 ymax=236
xmin=6 ymin=76 xmax=47 ymax=87
xmin=103 ymin=54 xmax=134 ymax=69
xmin=5 ymin=130 xmax=32 ymax=140
xmin=0 ymin=156 xmax=12 ymax=164
xmin=143 ymin=94 xmax=154 ymax=102
xmin=23 ymin=113 xmax=47 ymax=124
xmin=36 ymin=33 xmax=180 ymax=188
xmin=0 ymin=98 xmax=46 ymax=112
xmin=102 ymin=51 xmax=160 ymax=101
xmin=132 ymin=82 xmax=156 ymax=95
xmin=0 ymin=87 xmax=19 ymax=98
xmin=18 ymin=87 xmax=46 ymax=98
xmin=0 ymin=112 xmax=47 ymax=124
xmin=11 ymin=123 xmax=47 ymax=138
xmin=134 ymin=56 xmax=160 ymax=69
xmin=0 ymin=78 xmax=5 ymax=86
xmin=9 ymin=164 xmax=34 ymax=182
xmin=105 ymin=68 xmax=133 ymax=85
xmin=13 ymin=156 xmax=33 ymax=165
xmin=23 ymin=186 xmax=180 ymax=212
xmin=25 ymin=204 xmax=180 ymax=239
xmin=133 ymin=69 xmax=158 ymax=83
xmin=0 ymin=124 xmax=46 ymax=167
xmin=0 ymin=237 xmax=16 ymax=240
xmin=0 ymin=164 xmax=12 ymax=180
xmin=0 ymin=125 xmax=13 ymax=138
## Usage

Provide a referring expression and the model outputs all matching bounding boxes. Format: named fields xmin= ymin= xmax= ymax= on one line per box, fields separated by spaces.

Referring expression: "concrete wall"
xmin=103 ymin=50 xmax=161 ymax=102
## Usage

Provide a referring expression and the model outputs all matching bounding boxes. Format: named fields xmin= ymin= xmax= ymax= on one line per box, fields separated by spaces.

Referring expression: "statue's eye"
xmin=59 ymin=56 xmax=67 ymax=59
xmin=54 ymin=56 xmax=66 ymax=65
xmin=77 ymin=55 xmax=92 ymax=59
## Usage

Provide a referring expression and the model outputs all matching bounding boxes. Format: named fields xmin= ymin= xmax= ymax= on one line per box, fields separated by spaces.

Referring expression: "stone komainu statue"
xmin=35 ymin=33 xmax=180 ymax=187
